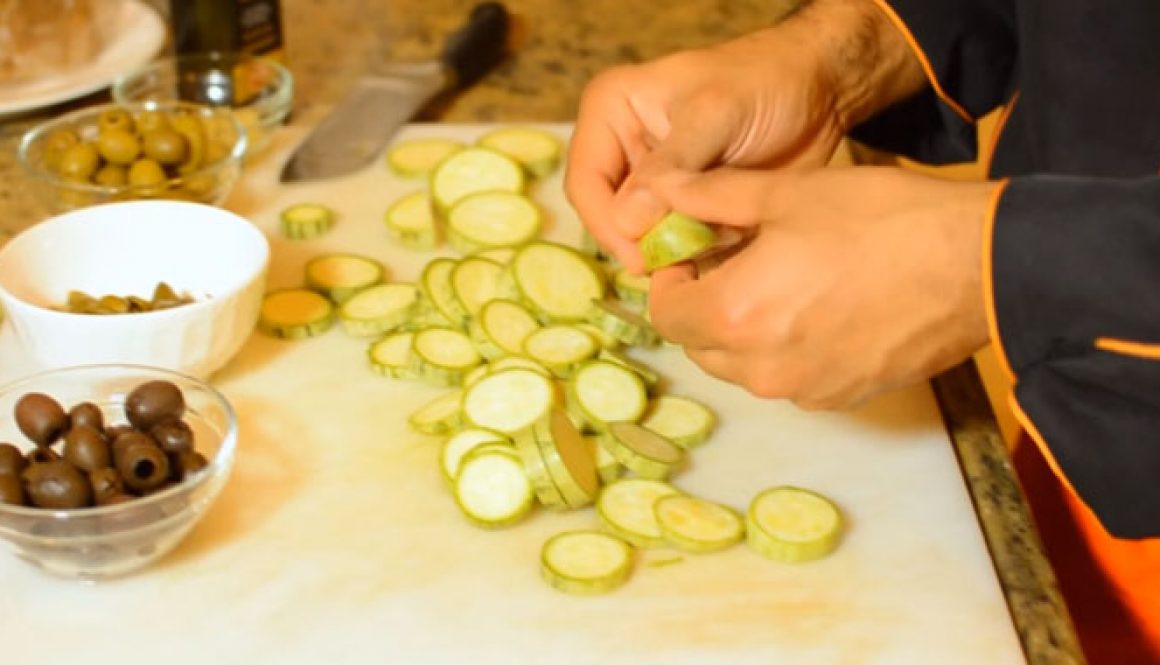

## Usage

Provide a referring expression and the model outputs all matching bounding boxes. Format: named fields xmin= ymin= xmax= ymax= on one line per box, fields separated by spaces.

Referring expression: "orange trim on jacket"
xmin=981 ymin=178 xmax=1017 ymax=383
xmin=868 ymin=0 xmax=976 ymax=125
xmin=1095 ymin=337 xmax=1160 ymax=360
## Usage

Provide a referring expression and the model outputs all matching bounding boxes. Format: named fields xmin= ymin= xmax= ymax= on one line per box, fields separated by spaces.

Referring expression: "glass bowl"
xmin=113 ymin=51 xmax=293 ymax=159
xmin=18 ymin=100 xmax=246 ymax=215
xmin=0 ymin=364 xmax=238 ymax=581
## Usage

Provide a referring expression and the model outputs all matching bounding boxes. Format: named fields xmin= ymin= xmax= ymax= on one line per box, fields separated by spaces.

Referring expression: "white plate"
xmin=0 ymin=0 xmax=166 ymax=117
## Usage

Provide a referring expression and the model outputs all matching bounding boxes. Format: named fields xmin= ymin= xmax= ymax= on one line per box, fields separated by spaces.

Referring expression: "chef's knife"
xmin=280 ymin=2 xmax=511 ymax=183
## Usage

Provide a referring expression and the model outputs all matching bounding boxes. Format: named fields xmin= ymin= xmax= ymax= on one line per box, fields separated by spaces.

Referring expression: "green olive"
xmin=63 ymin=425 xmax=111 ymax=472
xmin=142 ymin=128 xmax=188 ymax=165
xmin=22 ymin=460 xmax=92 ymax=509
xmin=96 ymin=127 xmax=140 ymax=165
xmin=0 ymin=473 xmax=24 ymax=506
xmin=93 ymin=164 xmax=128 ymax=188
xmin=56 ymin=142 xmax=100 ymax=181
xmin=42 ymin=128 xmax=80 ymax=171
xmin=127 ymin=158 xmax=168 ymax=192
xmin=97 ymin=108 xmax=134 ymax=134
xmin=0 ymin=443 xmax=26 ymax=476
xmin=135 ymin=109 xmax=170 ymax=134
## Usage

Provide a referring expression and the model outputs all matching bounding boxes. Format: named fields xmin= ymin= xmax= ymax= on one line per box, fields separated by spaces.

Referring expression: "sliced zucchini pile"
xmin=261 ymin=126 xmax=844 ymax=595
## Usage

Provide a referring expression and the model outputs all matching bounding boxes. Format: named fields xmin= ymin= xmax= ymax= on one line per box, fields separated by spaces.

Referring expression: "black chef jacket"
xmin=851 ymin=0 xmax=1160 ymax=539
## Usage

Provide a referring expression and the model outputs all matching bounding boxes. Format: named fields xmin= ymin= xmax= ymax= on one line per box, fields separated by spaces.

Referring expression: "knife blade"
xmin=280 ymin=2 xmax=511 ymax=183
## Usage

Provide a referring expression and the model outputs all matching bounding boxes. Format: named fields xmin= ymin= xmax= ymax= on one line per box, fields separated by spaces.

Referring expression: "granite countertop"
xmin=0 ymin=0 xmax=1082 ymax=662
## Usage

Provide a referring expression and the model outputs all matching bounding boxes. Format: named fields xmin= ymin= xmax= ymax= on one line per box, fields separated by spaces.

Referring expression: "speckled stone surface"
xmin=0 ymin=2 xmax=1082 ymax=662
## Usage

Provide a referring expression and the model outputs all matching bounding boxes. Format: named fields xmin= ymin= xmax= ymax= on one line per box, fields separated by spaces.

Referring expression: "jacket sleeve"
xmin=849 ymin=0 xmax=1018 ymax=164
xmin=990 ymin=175 xmax=1160 ymax=539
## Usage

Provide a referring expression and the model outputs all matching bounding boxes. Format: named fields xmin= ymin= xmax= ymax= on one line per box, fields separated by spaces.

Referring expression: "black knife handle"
xmin=441 ymin=2 xmax=511 ymax=89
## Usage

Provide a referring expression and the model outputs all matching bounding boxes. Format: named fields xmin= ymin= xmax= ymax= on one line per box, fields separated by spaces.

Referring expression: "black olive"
xmin=116 ymin=440 xmax=170 ymax=493
xmin=22 ymin=460 xmax=92 ymax=509
xmin=0 ymin=473 xmax=24 ymax=505
xmin=63 ymin=425 xmax=111 ymax=472
xmin=99 ymin=493 xmax=136 ymax=506
xmin=68 ymin=401 xmax=105 ymax=432
xmin=14 ymin=392 xmax=68 ymax=447
xmin=0 ymin=442 xmax=26 ymax=476
xmin=124 ymin=380 xmax=185 ymax=431
xmin=25 ymin=447 xmax=60 ymax=464
xmin=89 ymin=467 xmax=125 ymax=504
xmin=105 ymin=423 xmax=134 ymax=442
xmin=111 ymin=430 xmax=153 ymax=462
xmin=170 ymin=449 xmax=209 ymax=482
xmin=150 ymin=419 xmax=194 ymax=455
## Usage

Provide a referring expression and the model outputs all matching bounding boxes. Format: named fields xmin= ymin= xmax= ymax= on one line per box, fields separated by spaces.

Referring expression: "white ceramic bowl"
xmin=0 ymin=200 xmax=269 ymax=378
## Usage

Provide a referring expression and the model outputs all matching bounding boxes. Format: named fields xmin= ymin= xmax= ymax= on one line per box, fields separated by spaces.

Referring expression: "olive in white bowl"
xmin=0 ymin=199 xmax=269 ymax=379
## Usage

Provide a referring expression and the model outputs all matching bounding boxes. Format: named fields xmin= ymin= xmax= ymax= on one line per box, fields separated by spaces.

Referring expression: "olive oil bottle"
xmin=168 ymin=0 xmax=285 ymax=60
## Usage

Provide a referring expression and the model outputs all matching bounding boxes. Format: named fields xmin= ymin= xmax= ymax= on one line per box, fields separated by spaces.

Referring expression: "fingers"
xmin=648 ymin=167 xmax=793 ymax=228
xmin=566 ymin=73 xmax=656 ymax=269
xmin=648 ymin=261 xmax=724 ymax=350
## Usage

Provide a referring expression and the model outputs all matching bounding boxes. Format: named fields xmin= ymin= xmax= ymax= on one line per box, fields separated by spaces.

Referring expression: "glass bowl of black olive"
xmin=17 ymin=100 xmax=247 ymax=215
xmin=0 ymin=364 xmax=237 ymax=581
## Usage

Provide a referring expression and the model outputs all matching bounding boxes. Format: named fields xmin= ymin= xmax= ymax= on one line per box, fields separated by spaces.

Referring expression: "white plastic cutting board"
xmin=0 ymin=124 xmax=1025 ymax=665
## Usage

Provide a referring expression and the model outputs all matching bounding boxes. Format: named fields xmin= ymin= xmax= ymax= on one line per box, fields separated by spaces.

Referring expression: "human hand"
xmin=645 ymin=166 xmax=1002 ymax=409
xmin=564 ymin=0 xmax=927 ymax=273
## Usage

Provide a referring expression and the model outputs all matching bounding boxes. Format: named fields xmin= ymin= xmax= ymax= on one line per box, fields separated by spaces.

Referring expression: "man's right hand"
xmin=564 ymin=0 xmax=927 ymax=272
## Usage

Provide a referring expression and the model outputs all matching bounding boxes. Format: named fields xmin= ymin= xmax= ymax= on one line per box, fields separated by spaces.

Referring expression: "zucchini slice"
xmin=384 ymin=190 xmax=439 ymax=249
xmin=339 ymin=283 xmax=419 ymax=337
xmin=640 ymin=395 xmax=716 ymax=448
xmin=597 ymin=348 xmax=660 ymax=390
xmin=419 ymin=258 xmax=468 ymax=328
xmin=523 ymin=325 xmax=598 ymax=378
xmin=599 ymin=421 xmax=684 ymax=480
xmin=638 ymin=211 xmax=716 ymax=272
xmin=462 ymin=368 xmax=556 ymax=434
xmin=258 ymin=288 xmax=335 ymax=339
xmin=510 ymin=241 xmax=606 ymax=322
xmin=513 ymin=429 xmax=567 ymax=510
xmin=447 ymin=191 xmax=542 ymax=254
xmin=532 ymin=407 xmax=600 ymax=508
xmin=367 ymin=331 xmax=417 ymax=379
xmin=488 ymin=354 xmax=552 ymax=378
xmin=587 ymin=298 xmax=660 ymax=348
xmin=430 ymin=146 xmax=526 ymax=215
xmin=468 ymin=298 xmax=541 ymax=360
xmin=450 ymin=256 xmax=505 ymax=320
xmin=472 ymin=247 xmax=516 ymax=265
xmin=568 ymin=360 xmax=648 ymax=432
xmin=596 ymin=478 xmax=681 ymax=548
xmin=408 ymin=389 xmax=465 ymax=435
xmin=410 ymin=327 xmax=482 ymax=386
xmin=612 ymin=268 xmax=650 ymax=307
xmin=541 ymin=530 xmax=634 ymax=595
xmin=654 ymin=494 xmax=744 ymax=553
xmin=453 ymin=446 xmax=534 ymax=528
xmin=587 ymin=435 xmax=623 ymax=484
xmin=280 ymin=202 xmax=336 ymax=239
xmin=305 ymin=253 xmax=385 ymax=304
xmin=746 ymin=486 xmax=844 ymax=563
xmin=477 ymin=126 xmax=563 ymax=179
xmin=385 ymin=137 xmax=465 ymax=178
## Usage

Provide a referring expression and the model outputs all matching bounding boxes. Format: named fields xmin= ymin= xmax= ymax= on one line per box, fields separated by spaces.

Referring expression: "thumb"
xmin=647 ymin=166 xmax=793 ymax=228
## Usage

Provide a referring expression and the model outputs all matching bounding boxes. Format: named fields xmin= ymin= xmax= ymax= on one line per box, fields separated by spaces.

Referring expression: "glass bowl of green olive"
xmin=113 ymin=51 xmax=293 ymax=160
xmin=0 ymin=364 xmax=237 ymax=581
xmin=17 ymin=100 xmax=247 ymax=215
